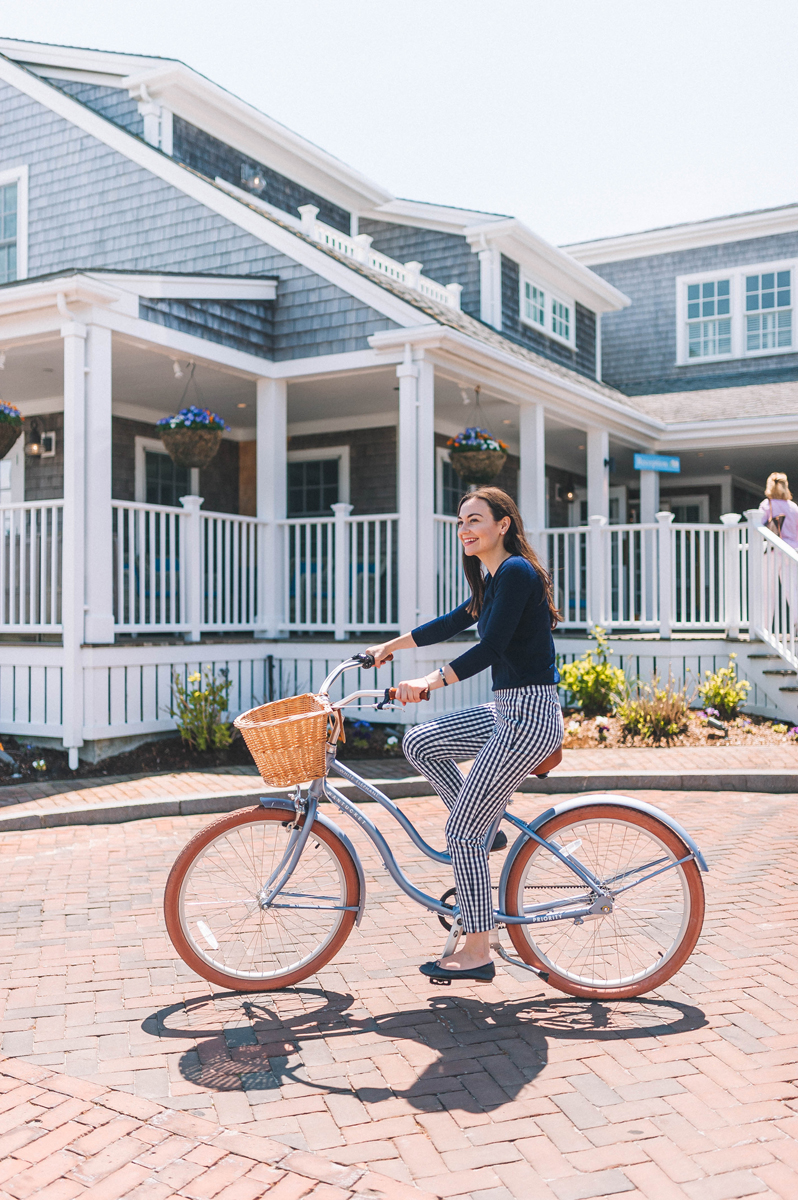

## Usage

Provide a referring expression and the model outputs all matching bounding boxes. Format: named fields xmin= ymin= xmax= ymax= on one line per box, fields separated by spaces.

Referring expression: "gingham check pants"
xmin=402 ymin=685 xmax=564 ymax=933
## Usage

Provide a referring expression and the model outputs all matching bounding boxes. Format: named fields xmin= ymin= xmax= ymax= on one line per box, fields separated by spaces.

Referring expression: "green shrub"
xmin=559 ymin=628 xmax=627 ymax=717
xmin=697 ymin=655 xmax=751 ymax=720
xmin=172 ymin=668 xmax=233 ymax=752
xmin=616 ymin=674 xmax=690 ymax=744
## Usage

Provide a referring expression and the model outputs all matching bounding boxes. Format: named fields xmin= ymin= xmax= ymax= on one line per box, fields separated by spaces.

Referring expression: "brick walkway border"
xmin=0 ymin=1056 xmax=434 ymax=1200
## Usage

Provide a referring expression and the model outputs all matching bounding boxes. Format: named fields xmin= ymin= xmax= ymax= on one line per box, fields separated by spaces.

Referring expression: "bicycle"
xmin=164 ymin=653 xmax=708 ymax=999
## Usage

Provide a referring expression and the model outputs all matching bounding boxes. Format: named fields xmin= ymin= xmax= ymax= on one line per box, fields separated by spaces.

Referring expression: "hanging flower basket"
xmin=448 ymin=427 xmax=508 ymax=485
xmin=157 ymin=406 xmax=229 ymax=469
xmin=0 ymin=402 xmax=23 ymax=460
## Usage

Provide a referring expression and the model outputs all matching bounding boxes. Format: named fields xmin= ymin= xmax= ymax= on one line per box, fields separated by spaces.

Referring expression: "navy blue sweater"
xmin=412 ymin=555 xmax=559 ymax=690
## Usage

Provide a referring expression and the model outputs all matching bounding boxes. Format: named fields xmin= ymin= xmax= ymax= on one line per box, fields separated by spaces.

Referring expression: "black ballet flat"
xmin=490 ymin=830 xmax=508 ymax=853
xmin=419 ymin=960 xmax=496 ymax=986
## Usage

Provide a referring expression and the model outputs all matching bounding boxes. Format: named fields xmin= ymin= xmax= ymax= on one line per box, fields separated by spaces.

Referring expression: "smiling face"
xmin=457 ymin=496 xmax=511 ymax=557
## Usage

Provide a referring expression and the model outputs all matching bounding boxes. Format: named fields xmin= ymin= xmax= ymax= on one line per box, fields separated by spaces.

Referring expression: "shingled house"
xmin=0 ymin=37 xmax=795 ymax=763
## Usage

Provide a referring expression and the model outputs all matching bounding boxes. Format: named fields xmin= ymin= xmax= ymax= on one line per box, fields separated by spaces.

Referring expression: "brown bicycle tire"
xmin=164 ymin=805 xmax=360 ymax=991
xmin=504 ymin=804 xmax=705 ymax=999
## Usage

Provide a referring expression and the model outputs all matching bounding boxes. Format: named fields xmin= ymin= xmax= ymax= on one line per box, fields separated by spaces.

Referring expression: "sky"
xmin=4 ymin=0 xmax=798 ymax=246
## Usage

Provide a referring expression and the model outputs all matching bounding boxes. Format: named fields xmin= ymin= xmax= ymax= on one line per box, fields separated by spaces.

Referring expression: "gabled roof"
xmin=564 ymin=200 xmax=798 ymax=265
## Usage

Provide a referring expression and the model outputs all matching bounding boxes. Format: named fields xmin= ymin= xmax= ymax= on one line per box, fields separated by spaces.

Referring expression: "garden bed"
xmin=562 ymin=710 xmax=795 ymax=749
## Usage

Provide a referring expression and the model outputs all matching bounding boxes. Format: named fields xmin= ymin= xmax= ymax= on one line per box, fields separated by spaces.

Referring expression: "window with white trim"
xmin=746 ymin=269 xmax=791 ymax=351
xmin=678 ymin=260 xmax=798 ymax=363
xmin=551 ymin=298 xmax=571 ymax=341
xmin=0 ymin=183 xmax=18 ymax=284
xmin=286 ymin=446 xmax=350 ymax=516
xmin=520 ymin=274 xmax=575 ymax=347
xmin=687 ymin=278 xmax=731 ymax=358
xmin=523 ymin=281 xmax=545 ymax=328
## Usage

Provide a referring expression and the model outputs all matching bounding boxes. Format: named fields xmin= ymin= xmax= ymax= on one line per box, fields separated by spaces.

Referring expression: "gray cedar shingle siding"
xmin=358 ymin=219 xmax=481 ymax=320
xmin=41 ymin=78 xmax=144 ymax=137
xmin=139 ymin=296 xmax=274 ymax=356
xmin=0 ymin=79 xmax=397 ymax=360
xmin=591 ymin=231 xmax=798 ymax=394
xmin=24 ymin=411 xmax=63 ymax=502
xmin=500 ymin=255 xmax=596 ymax=379
xmin=172 ymin=116 xmax=351 ymax=234
xmin=288 ymin=427 xmax=397 ymax=514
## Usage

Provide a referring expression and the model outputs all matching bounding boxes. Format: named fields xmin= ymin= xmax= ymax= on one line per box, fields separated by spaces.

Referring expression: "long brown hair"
xmin=458 ymin=486 xmax=560 ymax=629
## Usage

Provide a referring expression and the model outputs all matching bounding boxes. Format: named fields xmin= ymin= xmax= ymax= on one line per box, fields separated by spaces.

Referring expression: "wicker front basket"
xmin=234 ymin=694 xmax=334 ymax=787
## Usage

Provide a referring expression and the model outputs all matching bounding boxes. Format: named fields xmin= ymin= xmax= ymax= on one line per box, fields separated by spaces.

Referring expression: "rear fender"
xmin=258 ymin=797 xmax=367 ymax=925
xmin=498 ymin=793 xmax=708 ymax=911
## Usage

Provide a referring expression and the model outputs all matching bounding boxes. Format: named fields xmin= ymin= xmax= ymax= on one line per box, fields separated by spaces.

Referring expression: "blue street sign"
xmin=634 ymin=453 xmax=681 ymax=474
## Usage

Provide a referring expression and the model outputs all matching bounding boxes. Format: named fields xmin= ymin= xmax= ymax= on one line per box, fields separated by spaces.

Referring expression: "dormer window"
xmin=0 ymin=181 xmax=18 ymax=284
xmin=520 ymin=273 xmax=575 ymax=348
xmin=523 ymin=281 xmax=545 ymax=327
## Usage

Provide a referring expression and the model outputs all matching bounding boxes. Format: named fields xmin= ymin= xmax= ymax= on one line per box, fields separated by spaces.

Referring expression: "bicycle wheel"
xmin=503 ymin=804 xmax=705 ymax=999
xmin=164 ymin=805 xmax=360 ymax=991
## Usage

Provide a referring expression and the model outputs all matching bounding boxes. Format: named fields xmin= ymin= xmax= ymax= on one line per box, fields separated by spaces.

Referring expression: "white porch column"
xmin=639 ymin=470 xmax=660 ymax=524
xmin=586 ymin=428 xmax=610 ymax=520
xmin=61 ymin=318 xmax=88 ymax=766
xmin=84 ymin=326 xmax=114 ymax=643
xmin=416 ymin=358 xmax=436 ymax=625
xmin=518 ymin=402 xmax=546 ymax=555
xmin=397 ymin=347 xmax=419 ymax=634
xmin=256 ymin=378 xmax=287 ymax=638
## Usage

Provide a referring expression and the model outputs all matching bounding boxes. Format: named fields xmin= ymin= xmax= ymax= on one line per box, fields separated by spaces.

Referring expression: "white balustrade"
xmin=297 ymin=205 xmax=462 ymax=308
xmin=346 ymin=514 xmax=398 ymax=632
xmin=0 ymin=500 xmax=62 ymax=632
xmin=113 ymin=501 xmax=185 ymax=632
xmin=200 ymin=510 xmax=260 ymax=631
xmin=546 ymin=528 xmax=588 ymax=627
xmin=434 ymin=516 xmax=468 ymax=614
xmin=279 ymin=516 xmax=335 ymax=632
xmin=670 ymin=523 xmax=725 ymax=629
xmin=601 ymin=523 xmax=660 ymax=628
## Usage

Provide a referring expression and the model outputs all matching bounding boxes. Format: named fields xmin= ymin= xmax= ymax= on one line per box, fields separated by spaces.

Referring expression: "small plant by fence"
xmin=171 ymin=668 xmax=233 ymax=752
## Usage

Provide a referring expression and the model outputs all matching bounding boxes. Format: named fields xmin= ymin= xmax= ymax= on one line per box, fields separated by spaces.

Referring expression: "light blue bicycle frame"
xmin=258 ymin=658 xmax=702 ymax=930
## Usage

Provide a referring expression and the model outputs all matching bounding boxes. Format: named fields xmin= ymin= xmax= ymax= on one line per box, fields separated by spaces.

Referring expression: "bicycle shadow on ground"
xmin=147 ymin=987 xmax=707 ymax=1113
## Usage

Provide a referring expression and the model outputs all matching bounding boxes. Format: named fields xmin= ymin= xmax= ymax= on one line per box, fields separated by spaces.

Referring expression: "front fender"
xmin=258 ymin=797 xmax=367 ymax=926
xmin=498 ymin=792 xmax=708 ymax=911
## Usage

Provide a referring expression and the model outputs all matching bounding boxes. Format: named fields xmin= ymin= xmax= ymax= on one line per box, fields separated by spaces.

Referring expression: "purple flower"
xmin=157 ymin=405 xmax=228 ymax=431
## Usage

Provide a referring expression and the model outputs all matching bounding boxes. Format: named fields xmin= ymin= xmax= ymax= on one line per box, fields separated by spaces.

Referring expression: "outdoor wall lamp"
xmin=25 ymin=418 xmax=43 ymax=457
xmin=241 ymin=164 xmax=267 ymax=191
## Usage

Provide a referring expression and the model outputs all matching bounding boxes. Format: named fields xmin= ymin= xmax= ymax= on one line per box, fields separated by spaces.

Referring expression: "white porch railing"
xmin=113 ymin=501 xmax=185 ymax=633
xmin=0 ymin=500 xmax=63 ymax=632
xmin=435 ymin=515 xmax=469 ymax=613
xmin=297 ymin=205 xmax=463 ymax=309
xmin=278 ymin=507 xmax=398 ymax=637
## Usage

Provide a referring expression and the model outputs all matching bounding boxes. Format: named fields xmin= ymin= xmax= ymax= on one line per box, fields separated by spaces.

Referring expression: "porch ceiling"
xmin=0 ymin=335 xmax=258 ymax=432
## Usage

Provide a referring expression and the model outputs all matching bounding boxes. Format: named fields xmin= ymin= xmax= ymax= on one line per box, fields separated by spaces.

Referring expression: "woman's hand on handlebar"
xmin=365 ymin=632 xmax=416 ymax=669
xmin=394 ymin=676 xmax=436 ymax=705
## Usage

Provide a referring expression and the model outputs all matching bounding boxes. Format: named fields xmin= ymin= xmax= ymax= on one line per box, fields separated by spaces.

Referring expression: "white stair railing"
xmin=747 ymin=512 xmax=798 ymax=670
xmin=0 ymin=500 xmax=63 ymax=632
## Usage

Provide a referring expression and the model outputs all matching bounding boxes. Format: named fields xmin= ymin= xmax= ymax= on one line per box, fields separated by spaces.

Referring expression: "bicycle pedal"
xmin=429 ymin=977 xmax=451 ymax=986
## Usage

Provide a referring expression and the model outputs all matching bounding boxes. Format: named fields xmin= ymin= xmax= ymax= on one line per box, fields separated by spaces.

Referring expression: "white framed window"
xmin=286 ymin=446 xmax=350 ymax=516
xmin=522 ymin=280 xmax=545 ymax=328
xmin=745 ymin=269 xmax=792 ymax=352
xmin=0 ymin=166 xmax=28 ymax=284
xmin=520 ymin=272 xmax=575 ymax=348
xmin=677 ymin=259 xmax=796 ymax=363
xmin=134 ymin=437 xmax=199 ymax=504
xmin=436 ymin=447 xmax=462 ymax=516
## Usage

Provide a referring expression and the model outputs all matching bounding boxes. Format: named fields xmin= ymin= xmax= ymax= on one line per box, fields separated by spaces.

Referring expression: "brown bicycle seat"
xmin=532 ymin=746 xmax=562 ymax=777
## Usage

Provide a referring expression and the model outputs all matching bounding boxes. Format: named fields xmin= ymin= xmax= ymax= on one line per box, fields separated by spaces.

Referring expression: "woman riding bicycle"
xmin=367 ymin=486 xmax=563 ymax=984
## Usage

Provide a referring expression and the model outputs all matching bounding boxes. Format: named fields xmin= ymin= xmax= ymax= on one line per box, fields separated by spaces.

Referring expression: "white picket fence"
xmin=0 ymin=500 xmax=63 ymax=632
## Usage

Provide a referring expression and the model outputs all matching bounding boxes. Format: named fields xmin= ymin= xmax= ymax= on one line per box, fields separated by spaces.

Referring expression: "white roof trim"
xmin=0 ymin=55 xmax=428 ymax=330
xmin=1 ymin=39 xmax=392 ymax=215
xmin=464 ymin=218 xmax=630 ymax=313
xmin=565 ymin=203 xmax=798 ymax=265
xmin=363 ymin=197 xmax=509 ymax=235
xmin=88 ymin=272 xmax=277 ymax=300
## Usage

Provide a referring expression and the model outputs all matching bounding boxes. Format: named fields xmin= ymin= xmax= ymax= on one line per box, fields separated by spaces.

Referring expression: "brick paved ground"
xmin=1 ymin=787 xmax=798 ymax=1198
xmin=2 ymin=746 xmax=797 ymax=817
